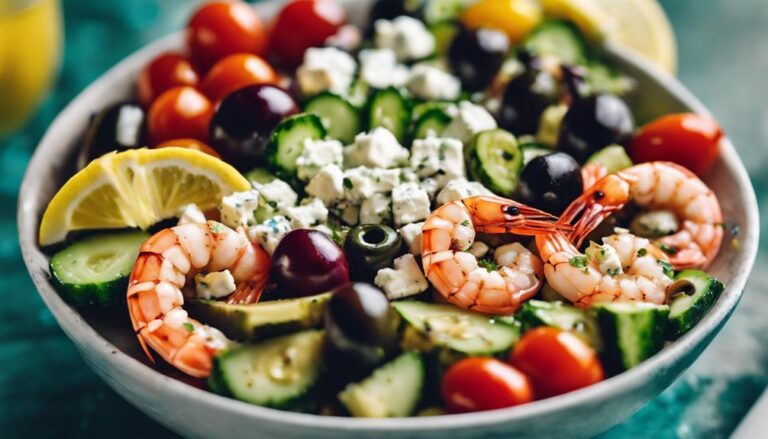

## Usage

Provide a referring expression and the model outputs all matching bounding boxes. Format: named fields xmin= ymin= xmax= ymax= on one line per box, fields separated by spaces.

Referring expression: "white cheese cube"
xmin=375 ymin=16 xmax=435 ymax=62
xmin=285 ymin=198 xmax=329 ymax=229
xmin=248 ymin=216 xmax=293 ymax=255
xmin=359 ymin=193 xmax=391 ymax=224
xmin=359 ymin=48 xmax=410 ymax=89
xmin=392 ymin=183 xmax=431 ymax=226
xmin=297 ymin=47 xmax=357 ymax=96
xmin=406 ymin=64 xmax=461 ymax=101
xmin=443 ymin=101 xmax=498 ymax=145
xmin=469 ymin=241 xmax=490 ymax=259
xmin=177 ymin=204 xmax=206 ymax=226
xmin=436 ymin=178 xmax=493 ymax=205
xmin=306 ymin=164 xmax=345 ymax=204
xmin=219 ymin=190 xmax=260 ymax=229
xmin=332 ymin=202 xmax=360 ymax=226
xmin=409 ymin=137 xmax=465 ymax=184
xmin=420 ymin=178 xmax=441 ymax=202
xmin=375 ymin=254 xmax=429 ymax=299
xmin=398 ymin=222 xmax=424 ymax=256
xmin=296 ymin=138 xmax=344 ymax=181
xmin=194 ymin=270 xmax=236 ymax=300
xmin=345 ymin=128 xmax=409 ymax=169
xmin=252 ymin=179 xmax=298 ymax=214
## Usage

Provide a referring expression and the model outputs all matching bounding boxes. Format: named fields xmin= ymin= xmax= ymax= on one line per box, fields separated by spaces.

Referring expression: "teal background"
xmin=1 ymin=0 xmax=766 ymax=437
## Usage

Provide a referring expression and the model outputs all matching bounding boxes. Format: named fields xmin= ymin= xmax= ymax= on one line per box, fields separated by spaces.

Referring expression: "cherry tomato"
xmin=155 ymin=138 xmax=221 ymax=158
xmin=200 ymin=53 xmax=277 ymax=103
xmin=148 ymin=86 xmax=214 ymax=145
xmin=461 ymin=0 xmax=542 ymax=44
xmin=442 ymin=357 xmax=534 ymax=413
xmin=137 ymin=53 xmax=200 ymax=108
xmin=269 ymin=0 xmax=346 ymax=69
xmin=510 ymin=327 xmax=604 ymax=399
xmin=630 ymin=113 xmax=723 ymax=177
xmin=187 ymin=0 xmax=268 ymax=71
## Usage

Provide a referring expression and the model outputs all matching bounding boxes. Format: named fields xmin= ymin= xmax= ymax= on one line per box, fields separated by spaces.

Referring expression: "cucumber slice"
xmin=304 ymin=92 xmax=361 ymax=144
xmin=412 ymin=108 xmax=452 ymax=139
xmin=209 ymin=330 xmax=325 ymax=409
xmin=586 ymin=59 xmax=633 ymax=96
xmin=187 ymin=293 xmax=331 ymax=342
xmin=521 ymin=142 xmax=553 ymax=165
xmin=517 ymin=300 xmax=602 ymax=350
xmin=585 ymin=145 xmax=633 ymax=173
xmin=667 ymin=270 xmax=725 ymax=337
xmin=266 ymin=113 xmax=327 ymax=182
xmin=366 ymin=87 xmax=412 ymax=143
xmin=423 ymin=0 xmax=472 ymax=24
xmin=338 ymin=351 xmax=424 ymax=418
xmin=412 ymin=101 xmax=452 ymax=122
xmin=50 ymin=231 xmax=148 ymax=307
xmin=429 ymin=21 xmax=460 ymax=56
xmin=467 ymin=129 xmax=523 ymax=196
xmin=244 ymin=167 xmax=276 ymax=184
xmin=524 ymin=20 xmax=587 ymax=66
xmin=593 ymin=302 xmax=669 ymax=374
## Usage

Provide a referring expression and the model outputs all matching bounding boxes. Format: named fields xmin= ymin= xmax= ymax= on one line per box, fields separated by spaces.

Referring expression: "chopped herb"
xmin=267 ymin=200 xmax=278 ymax=209
xmin=657 ymin=259 xmax=674 ymax=278
xmin=478 ymin=258 xmax=498 ymax=272
xmin=461 ymin=220 xmax=470 ymax=227
xmin=438 ymin=142 xmax=448 ymax=161
xmin=343 ymin=177 xmax=353 ymax=189
xmin=606 ymin=267 xmax=620 ymax=277
xmin=569 ymin=256 xmax=588 ymax=269
xmin=210 ymin=223 xmax=222 ymax=233
xmin=659 ymin=244 xmax=679 ymax=255
xmin=637 ymin=248 xmax=648 ymax=257
xmin=183 ymin=322 xmax=195 ymax=332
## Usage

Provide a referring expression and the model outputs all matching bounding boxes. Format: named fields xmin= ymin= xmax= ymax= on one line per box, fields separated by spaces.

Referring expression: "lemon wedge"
xmin=540 ymin=0 xmax=615 ymax=41
xmin=39 ymin=148 xmax=250 ymax=246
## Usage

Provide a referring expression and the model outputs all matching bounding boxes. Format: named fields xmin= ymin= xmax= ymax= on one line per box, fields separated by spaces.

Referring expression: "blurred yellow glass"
xmin=0 ymin=0 xmax=62 ymax=134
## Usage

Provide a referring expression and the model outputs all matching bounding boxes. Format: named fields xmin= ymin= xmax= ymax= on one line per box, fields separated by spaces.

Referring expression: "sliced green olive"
xmin=344 ymin=224 xmax=403 ymax=282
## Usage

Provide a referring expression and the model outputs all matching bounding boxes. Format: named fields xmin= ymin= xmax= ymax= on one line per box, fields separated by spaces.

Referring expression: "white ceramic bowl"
xmin=18 ymin=1 xmax=759 ymax=438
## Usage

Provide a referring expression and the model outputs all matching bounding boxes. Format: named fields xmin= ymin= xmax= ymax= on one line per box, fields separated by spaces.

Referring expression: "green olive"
xmin=344 ymin=224 xmax=403 ymax=282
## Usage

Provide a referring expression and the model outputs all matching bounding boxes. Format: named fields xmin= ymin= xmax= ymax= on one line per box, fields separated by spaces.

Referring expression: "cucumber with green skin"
xmin=366 ymin=87 xmax=412 ymax=143
xmin=411 ymin=108 xmax=452 ymax=139
xmin=304 ymin=92 xmax=361 ymax=144
xmin=50 ymin=231 xmax=148 ymax=307
xmin=524 ymin=20 xmax=587 ymax=66
xmin=429 ymin=21 xmax=460 ymax=56
xmin=187 ymin=293 xmax=331 ymax=342
xmin=266 ymin=113 xmax=327 ymax=182
xmin=667 ymin=270 xmax=725 ymax=337
xmin=585 ymin=145 xmax=634 ymax=173
xmin=244 ymin=167 xmax=276 ymax=185
xmin=467 ymin=129 xmax=523 ymax=196
xmin=517 ymin=300 xmax=602 ymax=350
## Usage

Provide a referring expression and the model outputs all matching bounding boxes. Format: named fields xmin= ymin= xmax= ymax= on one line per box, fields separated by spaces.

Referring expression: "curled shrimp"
xmin=563 ymin=161 xmax=723 ymax=270
xmin=127 ymin=221 xmax=270 ymax=378
xmin=536 ymin=229 xmax=674 ymax=307
xmin=421 ymin=195 xmax=571 ymax=314
xmin=582 ymin=163 xmax=608 ymax=191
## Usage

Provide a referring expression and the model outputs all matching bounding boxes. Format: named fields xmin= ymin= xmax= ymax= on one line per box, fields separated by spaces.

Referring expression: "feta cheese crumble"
xmin=248 ymin=216 xmax=292 ymax=255
xmin=406 ymin=64 xmax=461 ymax=101
xmin=306 ymin=164 xmax=345 ymax=204
xmin=398 ymin=222 xmax=424 ymax=256
xmin=345 ymin=127 xmax=409 ymax=169
xmin=359 ymin=48 xmax=410 ymax=89
xmin=409 ymin=137 xmax=465 ymax=185
xmin=375 ymin=16 xmax=435 ymax=62
xmin=285 ymin=198 xmax=329 ymax=229
xmin=296 ymin=138 xmax=343 ymax=181
xmin=194 ymin=270 xmax=236 ymax=300
xmin=392 ymin=183 xmax=431 ymax=226
xmin=219 ymin=190 xmax=260 ymax=229
xmin=296 ymin=47 xmax=357 ymax=96
xmin=586 ymin=241 xmax=624 ymax=276
xmin=436 ymin=178 xmax=493 ymax=205
xmin=443 ymin=101 xmax=498 ymax=145
xmin=359 ymin=192 xmax=391 ymax=224
xmin=252 ymin=179 xmax=298 ymax=214
xmin=375 ymin=254 xmax=429 ymax=299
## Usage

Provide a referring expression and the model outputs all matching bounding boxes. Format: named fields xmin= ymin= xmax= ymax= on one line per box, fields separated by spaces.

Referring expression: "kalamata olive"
xmin=557 ymin=94 xmax=635 ymax=163
xmin=498 ymin=63 xmax=560 ymax=136
xmin=269 ymin=229 xmax=349 ymax=298
xmin=344 ymin=224 xmax=402 ymax=282
xmin=324 ymin=282 xmax=400 ymax=381
xmin=517 ymin=152 xmax=583 ymax=215
xmin=209 ymin=84 xmax=299 ymax=170
xmin=78 ymin=102 xmax=146 ymax=169
xmin=449 ymin=27 xmax=510 ymax=92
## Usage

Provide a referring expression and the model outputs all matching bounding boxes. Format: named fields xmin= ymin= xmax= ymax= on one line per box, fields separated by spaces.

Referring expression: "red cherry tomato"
xmin=155 ymin=138 xmax=221 ymax=158
xmin=137 ymin=53 xmax=200 ymax=108
xmin=510 ymin=327 xmax=604 ymax=399
xmin=268 ymin=0 xmax=346 ymax=68
xmin=148 ymin=86 xmax=214 ymax=145
xmin=441 ymin=357 xmax=534 ymax=413
xmin=187 ymin=0 xmax=267 ymax=71
xmin=630 ymin=113 xmax=723 ymax=177
xmin=201 ymin=53 xmax=277 ymax=103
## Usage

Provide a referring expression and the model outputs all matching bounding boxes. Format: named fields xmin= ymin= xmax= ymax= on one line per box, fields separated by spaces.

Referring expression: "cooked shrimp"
xmin=581 ymin=163 xmax=608 ymax=191
xmin=562 ymin=161 xmax=723 ymax=270
xmin=536 ymin=229 xmax=674 ymax=307
xmin=421 ymin=195 xmax=571 ymax=314
xmin=127 ymin=221 xmax=270 ymax=378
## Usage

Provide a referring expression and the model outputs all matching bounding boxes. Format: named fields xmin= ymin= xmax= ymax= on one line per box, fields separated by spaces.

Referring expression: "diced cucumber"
xmin=585 ymin=145 xmax=633 ymax=173
xmin=521 ymin=142 xmax=553 ymax=165
xmin=412 ymin=108 xmax=452 ymax=139
xmin=517 ymin=300 xmax=602 ymax=350
xmin=423 ymin=0 xmax=473 ymax=24
xmin=266 ymin=113 xmax=327 ymax=182
xmin=187 ymin=293 xmax=331 ymax=342
xmin=412 ymin=101 xmax=452 ymax=122
xmin=523 ymin=20 xmax=587 ymax=66
xmin=467 ymin=129 xmax=523 ymax=196
xmin=586 ymin=59 xmax=634 ymax=96
xmin=304 ymin=92 xmax=361 ymax=144
xmin=244 ymin=167 xmax=276 ymax=185
xmin=338 ymin=351 xmax=424 ymax=418
xmin=209 ymin=330 xmax=325 ymax=409
xmin=50 ymin=231 xmax=148 ymax=307
xmin=667 ymin=270 xmax=725 ymax=337
xmin=429 ymin=21 xmax=460 ymax=56
xmin=366 ymin=87 xmax=412 ymax=143
xmin=593 ymin=302 xmax=670 ymax=374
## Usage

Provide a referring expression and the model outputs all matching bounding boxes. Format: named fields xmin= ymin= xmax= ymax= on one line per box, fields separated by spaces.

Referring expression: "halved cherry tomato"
xmin=442 ymin=357 xmax=533 ymax=413
xmin=630 ymin=113 xmax=723 ymax=177
xmin=155 ymin=138 xmax=221 ymax=159
xmin=148 ymin=86 xmax=214 ymax=145
xmin=187 ymin=0 xmax=267 ymax=71
xmin=201 ymin=53 xmax=277 ymax=103
xmin=510 ymin=327 xmax=604 ymax=399
xmin=137 ymin=53 xmax=200 ymax=108
xmin=461 ymin=0 xmax=542 ymax=44
xmin=268 ymin=0 xmax=346 ymax=69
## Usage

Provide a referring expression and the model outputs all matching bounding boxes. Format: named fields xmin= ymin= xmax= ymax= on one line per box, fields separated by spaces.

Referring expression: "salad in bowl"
xmin=36 ymin=0 xmax=733 ymax=419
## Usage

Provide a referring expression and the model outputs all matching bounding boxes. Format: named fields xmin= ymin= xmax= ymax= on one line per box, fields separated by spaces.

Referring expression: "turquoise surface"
xmin=1 ymin=0 xmax=766 ymax=437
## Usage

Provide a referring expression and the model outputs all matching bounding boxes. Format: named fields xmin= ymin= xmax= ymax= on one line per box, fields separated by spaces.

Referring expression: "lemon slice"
xmin=39 ymin=148 xmax=250 ymax=246
xmin=540 ymin=0 xmax=615 ymax=41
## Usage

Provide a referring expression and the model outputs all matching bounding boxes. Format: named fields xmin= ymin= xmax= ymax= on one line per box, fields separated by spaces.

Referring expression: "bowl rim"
xmin=17 ymin=3 xmax=760 ymax=433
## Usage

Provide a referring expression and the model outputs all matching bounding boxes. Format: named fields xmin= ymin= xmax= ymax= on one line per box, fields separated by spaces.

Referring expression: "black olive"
xmin=557 ymin=94 xmax=635 ymax=163
xmin=449 ymin=27 xmax=510 ymax=92
xmin=517 ymin=152 xmax=583 ymax=215
xmin=344 ymin=224 xmax=403 ymax=282
xmin=78 ymin=102 xmax=146 ymax=169
xmin=498 ymin=60 xmax=561 ymax=136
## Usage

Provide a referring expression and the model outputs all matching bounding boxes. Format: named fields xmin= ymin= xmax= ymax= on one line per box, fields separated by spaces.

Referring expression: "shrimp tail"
xmin=227 ymin=279 xmax=267 ymax=304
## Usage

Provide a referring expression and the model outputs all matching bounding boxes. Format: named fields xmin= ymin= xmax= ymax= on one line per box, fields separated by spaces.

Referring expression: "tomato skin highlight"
xmin=510 ymin=327 xmax=604 ymax=399
xmin=148 ymin=86 xmax=214 ymax=145
xmin=155 ymin=138 xmax=221 ymax=159
xmin=630 ymin=113 xmax=723 ymax=177
xmin=201 ymin=53 xmax=277 ymax=103
xmin=441 ymin=357 xmax=534 ymax=413
xmin=268 ymin=0 xmax=346 ymax=69
xmin=137 ymin=53 xmax=200 ymax=108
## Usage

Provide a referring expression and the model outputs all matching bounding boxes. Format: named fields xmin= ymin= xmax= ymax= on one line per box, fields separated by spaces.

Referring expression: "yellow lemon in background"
xmin=462 ymin=0 xmax=543 ymax=44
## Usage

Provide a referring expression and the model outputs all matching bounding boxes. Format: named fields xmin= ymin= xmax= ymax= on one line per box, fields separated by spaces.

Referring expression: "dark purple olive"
xmin=324 ymin=282 xmax=400 ymax=380
xmin=517 ymin=152 xmax=583 ymax=215
xmin=449 ymin=27 xmax=510 ymax=92
xmin=498 ymin=62 xmax=560 ymax=136
xmin=269 ymin=229 xmax=349 ymax=298
xmin=78 ymin=102 xmax=146 ymax=168
xmin=209 ymin=84 xmax=299 ymax=170
xmin=557 ymin=94 xmax=635 ymax=163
